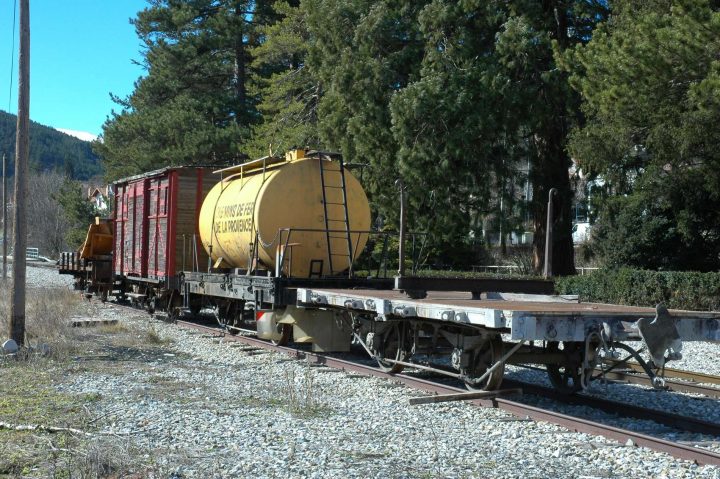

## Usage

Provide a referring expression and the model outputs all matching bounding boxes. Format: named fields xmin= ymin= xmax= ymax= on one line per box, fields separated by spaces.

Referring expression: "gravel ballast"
xmin=23 ymin=266 xmax=720 ymax=477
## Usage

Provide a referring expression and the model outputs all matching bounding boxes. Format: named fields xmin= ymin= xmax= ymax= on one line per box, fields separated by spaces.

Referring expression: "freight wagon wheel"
xmin=168 ymin=307 xmax=182 ymax=323
xmin=546 ymin=342 xmax=589 ymax=395
xmin=373 ymin=322 xmax=409 ymax=374
xmin=463 ymin=335 xmax=505 ymax=391
xmin=270 ymin=324 xmax=292 ymax=346
xmin=189 ymin=301 xmax=202 ymax=317
xmin=217 ymin=303 xmax=241 ymax=335
xmin=147 ymin=297 xmax=156 ymax=315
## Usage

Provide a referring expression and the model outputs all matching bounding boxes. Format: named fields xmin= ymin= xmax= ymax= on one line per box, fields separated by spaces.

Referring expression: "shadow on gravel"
xmin=72 ymin=345 xmax=184 ymax=363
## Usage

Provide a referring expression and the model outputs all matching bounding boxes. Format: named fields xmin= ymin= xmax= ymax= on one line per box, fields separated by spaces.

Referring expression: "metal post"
xmin=9 ymin=0 xmax=29 ymax=346
xmin=2 ymin=153 xmax=7 ymax=282
xmin=396 ymin=179 xmax=406 ymax=277
xmin=543 ymin=188 xmax=557 ymax=279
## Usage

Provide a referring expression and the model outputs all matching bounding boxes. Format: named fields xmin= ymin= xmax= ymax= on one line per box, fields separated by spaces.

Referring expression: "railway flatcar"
xmin=59 ymin=217 xmax=113 ymax=299
xmin=59 ymin=149 xmax=720 ymax=395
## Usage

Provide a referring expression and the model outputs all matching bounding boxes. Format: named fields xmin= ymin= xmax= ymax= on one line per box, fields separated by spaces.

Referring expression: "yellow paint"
xmin=198 ymin=151 xmax=371 ymax=277
xmin=79 ymin=218 xmax=113 ymax=259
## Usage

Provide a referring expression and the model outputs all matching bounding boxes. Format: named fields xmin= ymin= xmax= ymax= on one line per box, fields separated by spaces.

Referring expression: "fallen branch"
xmin=0 ymin=421 xmax=143 ymax=437
xmin=0 ymin=421 xmax=92 ymax=436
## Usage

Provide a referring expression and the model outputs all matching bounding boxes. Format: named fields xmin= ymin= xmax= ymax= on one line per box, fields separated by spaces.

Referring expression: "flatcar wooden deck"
xmin=296 ymin=288 xmax=720 ymax=342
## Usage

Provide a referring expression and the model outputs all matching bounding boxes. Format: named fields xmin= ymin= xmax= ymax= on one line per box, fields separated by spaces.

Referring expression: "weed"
xmin=145 ymin=325 xmax=170 ymax=345
xmin=283 ymin=362 xmax=332 ymax=418
xmin=508 ymin=250 xmax=534 ymax=276
xmin=98 ymin=322 xmax=129 ymax=334
xmin=83 ymin=392 xmax=102 ymax=402
xmin=0 ymin=363 xmax=88 ymax=426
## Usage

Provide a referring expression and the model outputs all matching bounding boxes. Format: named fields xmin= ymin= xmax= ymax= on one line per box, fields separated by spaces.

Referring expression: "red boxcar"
xmin=112 ymin=167 xmax=216 ymax=287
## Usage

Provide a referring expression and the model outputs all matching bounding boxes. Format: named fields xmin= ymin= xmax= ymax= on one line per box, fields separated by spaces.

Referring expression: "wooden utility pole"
xmin=9 ymin=0 xmax=29 ymax=346
xmin=2 ymin=153 xmax=7 ymax=282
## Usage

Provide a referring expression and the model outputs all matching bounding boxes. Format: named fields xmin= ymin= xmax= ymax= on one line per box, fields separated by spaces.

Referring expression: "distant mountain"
xmin=0 ymin=110 xmax=102 ymax=180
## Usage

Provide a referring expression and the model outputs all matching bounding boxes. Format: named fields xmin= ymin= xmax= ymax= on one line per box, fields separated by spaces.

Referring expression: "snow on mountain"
xmin=55 ymin=128 xmax=98 ymax=142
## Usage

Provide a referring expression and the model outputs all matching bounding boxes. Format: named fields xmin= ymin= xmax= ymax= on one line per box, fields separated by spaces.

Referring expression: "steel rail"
xmin=173 ymin=319 xmax=720 ymax=466
xmin=502 ymin=379 xmax=720 ymax=436
xmin=598 ymin=369 xmax=720 ymax=399
xmin=521 ymin=363 xmax=720 ymax=399
xmin=604 ymin=359 xmax=720 ymax=386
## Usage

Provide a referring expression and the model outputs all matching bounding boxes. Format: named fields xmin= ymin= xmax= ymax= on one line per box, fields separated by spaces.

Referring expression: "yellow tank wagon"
xmin=198 ymin=149 xmax=371 ymax=278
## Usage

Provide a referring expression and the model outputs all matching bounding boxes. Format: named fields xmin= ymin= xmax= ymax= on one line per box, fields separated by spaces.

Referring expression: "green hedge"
xmin=554 ymin=268 xmax=720 ymax=311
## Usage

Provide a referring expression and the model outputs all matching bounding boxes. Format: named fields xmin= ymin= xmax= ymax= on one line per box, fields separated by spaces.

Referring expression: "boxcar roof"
xmin=112 ymin=165 xmax=216 ymax=185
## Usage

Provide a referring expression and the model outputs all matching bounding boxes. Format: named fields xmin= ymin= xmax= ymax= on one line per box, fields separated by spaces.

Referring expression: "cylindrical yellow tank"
xmin=198 ymin=150 xmax=371 ymax=278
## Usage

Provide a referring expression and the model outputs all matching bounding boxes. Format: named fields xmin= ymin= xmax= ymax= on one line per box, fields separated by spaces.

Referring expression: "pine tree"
xmin=390 ymin=0 xmax=608 ymax=272
xmin=562 ymin=0 xmax=720 ymax=271
xmin=247 ymin=1 xmax=316 ymax=157
xmin=252 ymin=0 xmax=608 ymax=271
xmin=96 ymin=1 xmax=283 ymax=178
xmin=57 ymin=179 xmax=97 ymax=249
xmin=309 ymin=0 xmax=429 ymax=235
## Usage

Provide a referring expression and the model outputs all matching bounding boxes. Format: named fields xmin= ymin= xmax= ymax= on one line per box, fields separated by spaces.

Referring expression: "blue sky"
xmin=1 ymin=0 xmax=148 ymax=138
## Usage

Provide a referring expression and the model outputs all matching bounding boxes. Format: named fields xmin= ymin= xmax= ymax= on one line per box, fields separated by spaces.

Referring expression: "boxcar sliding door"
xmin=125 ymin=180 xmax=149 ymax=276
xmin=113 ymin=184 xmax=127 ymax=276
xmin=147 ymin=175 xmax=170 ymax=280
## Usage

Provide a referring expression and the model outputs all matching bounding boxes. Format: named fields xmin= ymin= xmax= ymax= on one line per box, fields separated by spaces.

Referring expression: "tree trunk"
xmin=233 ymin=2 xmax=246 ymax=120
xmin=531 ymin=147 xmax=575 ymax=276
xmin=531 ymin=0 xmax=576 ymax=277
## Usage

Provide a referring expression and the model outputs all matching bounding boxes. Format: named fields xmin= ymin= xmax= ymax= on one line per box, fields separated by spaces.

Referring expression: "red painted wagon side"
xmin=112 ymin=167 xmax=216 ymax=287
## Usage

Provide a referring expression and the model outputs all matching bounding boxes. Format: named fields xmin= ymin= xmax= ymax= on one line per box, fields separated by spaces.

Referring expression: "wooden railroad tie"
xmin=409 ymin=388 xmax=523 ymax=406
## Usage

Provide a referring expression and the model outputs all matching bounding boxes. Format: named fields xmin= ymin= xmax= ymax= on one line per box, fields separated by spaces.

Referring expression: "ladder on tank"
xmin=318 ymin=154 xmax=354 ymax=277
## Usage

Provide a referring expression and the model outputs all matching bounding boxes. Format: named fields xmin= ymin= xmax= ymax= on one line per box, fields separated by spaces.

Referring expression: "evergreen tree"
xmin=96 ymin=1 xmax=282 ymax=179
xmin=563 ymin=0 xmax=720 ymax=270
xmin=390 ymin=0 xmax=608 ymax=272
xmin=97 ymin=0 xmax=614 ymax=272
xmin=253 ymin=0 xmax=608 ymax=271
xmin=57 ymin=179 xmax=97 ymax=249
xmin=247 ymin=1 xmax=316 ymax=157
xmin=307 ymin=0 xmax=429 ymax=237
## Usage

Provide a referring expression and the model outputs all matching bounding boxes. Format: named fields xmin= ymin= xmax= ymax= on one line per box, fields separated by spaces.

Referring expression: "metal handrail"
xmin=275 ymin=227 xmax=427 ymax=279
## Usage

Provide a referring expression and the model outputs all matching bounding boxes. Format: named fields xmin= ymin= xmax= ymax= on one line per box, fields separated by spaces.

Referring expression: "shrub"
xmin=555 ymin=268 xmax=720 ymax=311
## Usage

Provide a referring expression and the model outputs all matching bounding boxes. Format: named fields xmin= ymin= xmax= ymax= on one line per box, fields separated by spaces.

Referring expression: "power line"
xmin=8 ymin=0 xmax=17 ymax=113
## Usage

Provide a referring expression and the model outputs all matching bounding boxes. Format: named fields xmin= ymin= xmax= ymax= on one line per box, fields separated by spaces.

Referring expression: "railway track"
xmin=522 ymin=363 xmax=720 ymax=398
xmin=517 ymin=362 xmax=720 ymax=401
xmin=598 ymin=359 xmax=720 ymax=397
xmin=595 ymin=368 xmax=720 ymax=399
xmin=503 ymin=379 xmax=720 ymax=436
xmin=604 ymin=359 xmax=720 ymax=385
xmin=157 ymin=315 xmax=720 ymax=466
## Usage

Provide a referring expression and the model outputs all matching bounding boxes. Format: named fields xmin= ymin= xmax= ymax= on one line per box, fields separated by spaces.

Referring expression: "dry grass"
xmin=0 ymin=355 xmax=102 ymax=477
xmin=0 ymin=287 xmax=182 ymax=477
xmin=0 ymin=430 xmax=164 ymax=478
xmin=0 ymin=283 xmax=83 ymax=360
